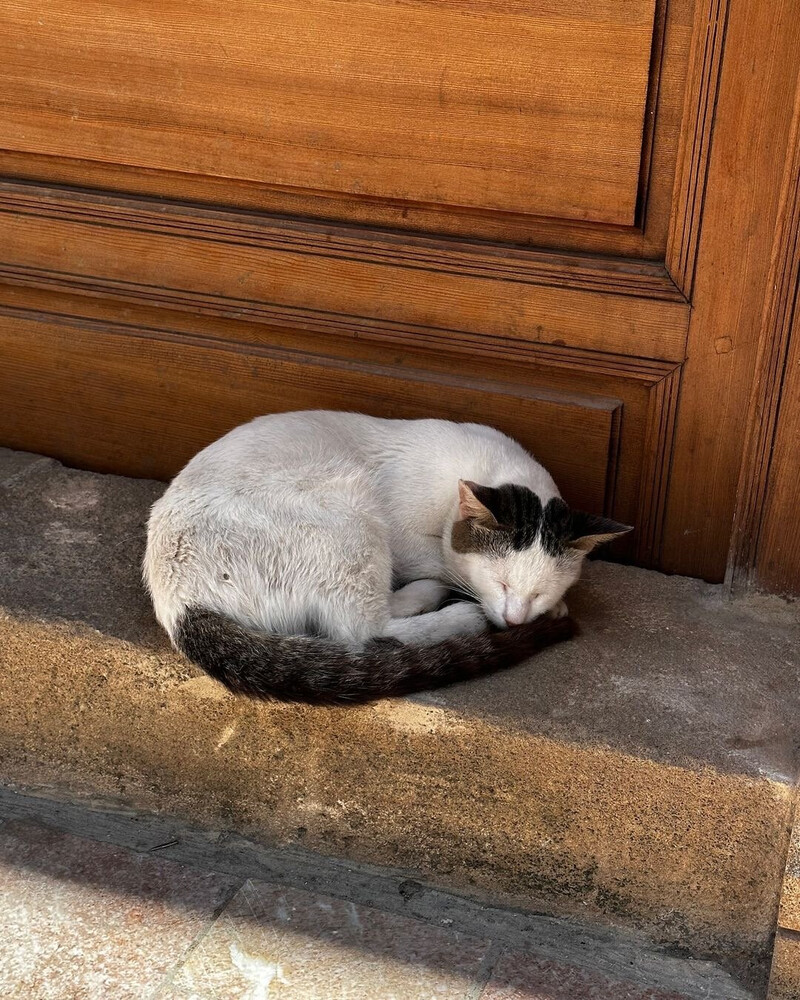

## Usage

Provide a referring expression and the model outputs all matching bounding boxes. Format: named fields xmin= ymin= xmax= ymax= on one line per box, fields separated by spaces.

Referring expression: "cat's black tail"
xmin=173 ymin=606 xmax=576 ymax=704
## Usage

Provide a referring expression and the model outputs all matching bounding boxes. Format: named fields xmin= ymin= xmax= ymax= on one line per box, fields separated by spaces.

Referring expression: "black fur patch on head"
xmin=539 ymin=497 xmax=574 ymax=556
xmin=451 ymin=483 xmax=632 ymax=557
xmin=452 ymin=484 xmax=573 ymax=556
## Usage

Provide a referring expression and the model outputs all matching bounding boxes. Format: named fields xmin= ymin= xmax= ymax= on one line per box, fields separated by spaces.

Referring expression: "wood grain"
xmin=1 ymin=0 xmax=658 ymax=225
xmin=0 ymin=182 xmax=685 ymax=301
xmin=635 ymin=365 xmax=680 ymax=566
xmin=660 ymin=0 xmax=800 ymax=580
xmin=0 ymin=283 xmax=680 ymax=564
xmin=0 ymin=0 xmax=695 ymax=256
xmin=0 ymin=305 xmax=620 ymax=515
xmin=4 ymin=0 xmax=798 ymax=583
xmin=730 ymin=91 xmax=800 ymax=595
xmin=756 ymin=311 xmax=800 ymax=596
xmin=0 ymin=186 xmax=690 ymax=361
xmin=666 ymin=0 xmax=730 ymax=295
xmin=0 ymin=0 xmax=697 ymax=257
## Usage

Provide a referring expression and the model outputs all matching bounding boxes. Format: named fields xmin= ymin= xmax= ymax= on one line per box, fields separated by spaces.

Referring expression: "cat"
xmin=144 ymin=411 xmax=631 ymax=703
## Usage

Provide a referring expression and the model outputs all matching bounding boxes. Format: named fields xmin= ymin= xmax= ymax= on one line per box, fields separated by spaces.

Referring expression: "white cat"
xmin=144 ymin=411 xmax=630 ymax=702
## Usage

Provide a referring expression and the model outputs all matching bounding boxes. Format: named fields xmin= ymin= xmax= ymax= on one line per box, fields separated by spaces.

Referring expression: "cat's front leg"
xmin=383 ymin=602 xmax=488 ymax=645
xmin=389 ymin=579 xmax=449 ymax=617
xmin=548 ymin=599 xmax=569 ymax=619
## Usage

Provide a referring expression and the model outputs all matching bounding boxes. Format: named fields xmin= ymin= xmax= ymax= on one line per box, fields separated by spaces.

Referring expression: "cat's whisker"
xmin=445 ymin=572 xmax=480 ymax=602
xmin=448 ymin=570 xmax=476 ymax=592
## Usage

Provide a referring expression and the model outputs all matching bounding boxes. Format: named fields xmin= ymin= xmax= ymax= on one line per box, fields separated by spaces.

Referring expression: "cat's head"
xmin=443 ymin=480 xmax=632 ymax=628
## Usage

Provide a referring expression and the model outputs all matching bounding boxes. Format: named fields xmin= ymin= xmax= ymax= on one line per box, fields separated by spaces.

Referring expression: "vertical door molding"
xmin=660 ymin=0 xmax=800 ymax=580
xmin=728 ymin=86 xmax=800 ymax=594
xmin=665 ymin=0 xmax=730 ymax=297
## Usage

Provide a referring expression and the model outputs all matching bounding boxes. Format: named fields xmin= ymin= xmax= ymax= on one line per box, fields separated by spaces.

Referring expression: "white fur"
xmin=143 ymin=411 xmax=585 ymax=647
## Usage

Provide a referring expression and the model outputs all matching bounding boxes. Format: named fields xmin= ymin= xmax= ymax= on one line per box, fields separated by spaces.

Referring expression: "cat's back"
xmin=148 ymin=411 xmax=388 ymax=543
xmin=385 ymin=417 xmax=558 ymax=495
xmin=144 ymin=412 xmax=386 ymax=612
xmin=183 ymin=411 xmax=378 ymax=481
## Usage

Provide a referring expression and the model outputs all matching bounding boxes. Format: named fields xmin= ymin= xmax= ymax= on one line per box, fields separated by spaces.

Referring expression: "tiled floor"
xmin=0 ymin=819 xmax=697 ymax=999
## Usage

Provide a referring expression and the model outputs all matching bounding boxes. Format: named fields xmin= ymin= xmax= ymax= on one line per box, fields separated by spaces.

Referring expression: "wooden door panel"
xmin=0 ymin=280 xmax=684 ymax=566
xmin=0 ymin=306 xmax=621 ymax=515
xmin=0 ymin=183 xmax=690 ymax=361
xmin=2 ymin=0 xmax=657 ymax=225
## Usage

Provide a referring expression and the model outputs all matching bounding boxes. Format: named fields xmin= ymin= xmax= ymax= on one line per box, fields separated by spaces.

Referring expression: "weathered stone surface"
xmin=429 ymin=561 xmax=800 ymax=782
xmin=0 ymin=457 xmax=163 ymax=646
xmin=768 ymin=931 xmax=800 ymax=1000
xmin=0 ymin=819 xmax=236 ymax=1000
xmin=1 ymin=814 xmax=747 ymax=1000
xmin=0 ymin=787 xmax=751 ymax=1000
xmin=170 ymin=878 xmax=489 ymax=1000
xmin=778 ymin=808 xmax=800 ymax=934
xmin=482 ymin=949 xmax=697 ymax=1000
xmin=0 ymin=450 xmax=798 ymax=992
xmin=0 ymin=446 xmax=55 ymax=485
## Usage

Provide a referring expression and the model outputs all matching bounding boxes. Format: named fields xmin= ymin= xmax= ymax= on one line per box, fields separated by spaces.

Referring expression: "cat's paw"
xmin=390 ymin=579 xmax=449 ymax=617
xmin=548 ymin=599 xmax=569 ymax=620
xmin=435 ymin=601 xmax=489 ymax=639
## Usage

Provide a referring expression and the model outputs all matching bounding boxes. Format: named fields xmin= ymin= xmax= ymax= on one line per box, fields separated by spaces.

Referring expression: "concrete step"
xmin=1 ymin=447 xmax=799 ymax=998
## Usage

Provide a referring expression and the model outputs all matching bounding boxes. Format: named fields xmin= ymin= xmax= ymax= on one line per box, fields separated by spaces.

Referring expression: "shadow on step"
xmin=0 ymin=798 xmax=759 ymax=1000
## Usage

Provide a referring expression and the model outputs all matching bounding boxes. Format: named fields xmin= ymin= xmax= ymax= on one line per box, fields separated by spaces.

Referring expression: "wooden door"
xmin=1 ymin=0 xmax=798 ymax=581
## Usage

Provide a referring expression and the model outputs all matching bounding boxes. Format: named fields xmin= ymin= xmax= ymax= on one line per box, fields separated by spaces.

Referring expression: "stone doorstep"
xmin=1 ymin=446 xmax=799 ymax=997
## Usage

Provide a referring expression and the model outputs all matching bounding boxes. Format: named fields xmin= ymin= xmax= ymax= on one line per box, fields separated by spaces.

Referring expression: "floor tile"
xmin=168 ymin=878 xmax=489 ymax=1000
xmin=480 ymin=950 xmax=691 ymax=1000
xmin=0 ymin=820 xmax=238 ymax=1000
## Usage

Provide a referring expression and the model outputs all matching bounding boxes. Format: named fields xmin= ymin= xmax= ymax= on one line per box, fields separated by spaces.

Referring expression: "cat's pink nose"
xmin=502 ymin=599 xmax=530 ymax=627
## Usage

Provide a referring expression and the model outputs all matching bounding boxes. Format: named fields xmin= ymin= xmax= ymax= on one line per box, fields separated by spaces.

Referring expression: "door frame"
xmin=727 ymin=89 xmax=800 ymax=596
xmin=660 ymin=0 xmax=800 ymax=582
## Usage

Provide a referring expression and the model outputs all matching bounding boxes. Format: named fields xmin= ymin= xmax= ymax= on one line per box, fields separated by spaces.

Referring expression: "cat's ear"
xmin=457 ymin=480 xmax=499 ymax=528
xmin=568 ymin=512 xmax=633 ymax=553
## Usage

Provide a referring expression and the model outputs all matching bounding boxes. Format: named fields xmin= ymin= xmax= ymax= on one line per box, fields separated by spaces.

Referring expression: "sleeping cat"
xmin=144 ymin=411 xmax=631 ymax=702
